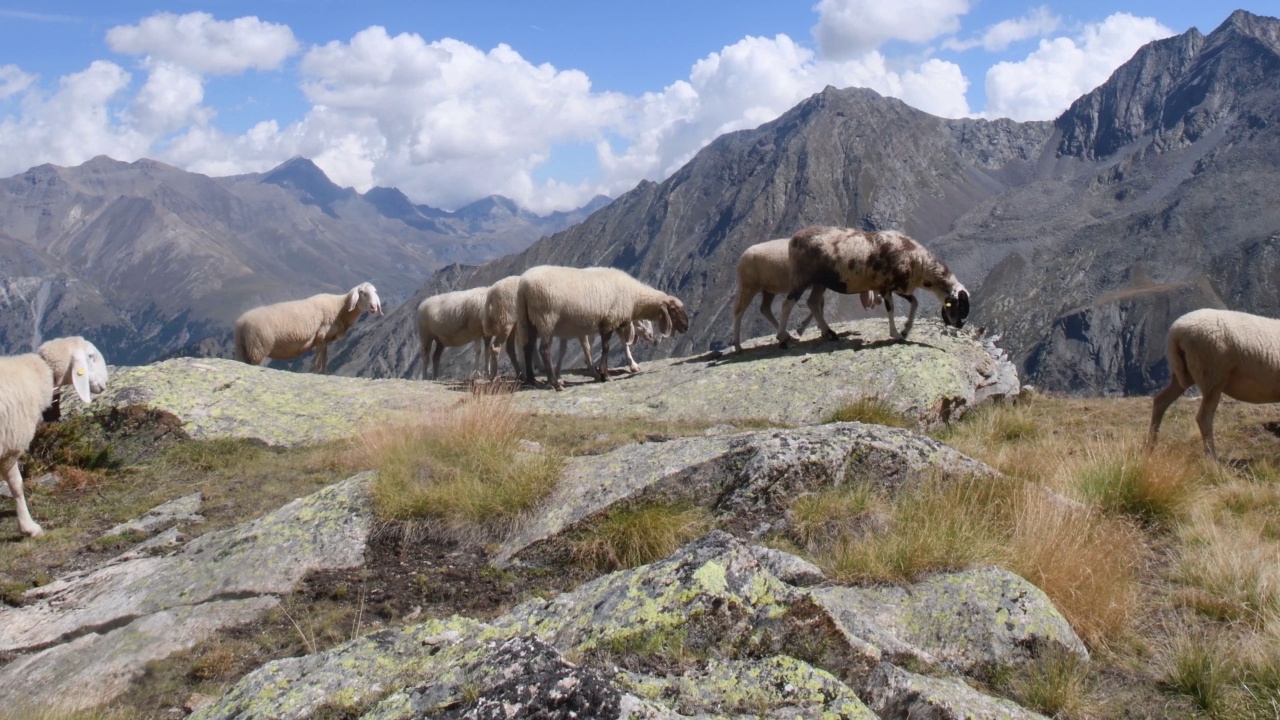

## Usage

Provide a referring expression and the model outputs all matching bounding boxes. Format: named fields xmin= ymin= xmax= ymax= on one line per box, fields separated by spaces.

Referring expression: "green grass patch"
xmin=996 ymin=649 xmax=1101 ymax=719
xmin=571 ymin=502 xmax=712 ymax=571
xmin=1073 ymin=445 xmax=1199 ymax=526
xmin=824 ymin=396 xmax=912 ymax=428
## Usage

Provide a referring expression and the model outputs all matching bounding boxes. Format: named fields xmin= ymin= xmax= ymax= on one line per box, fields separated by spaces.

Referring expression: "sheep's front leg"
xmin=596 ymin=327 xmax=613 ymax=381
xmin=808 ymin=287 xmax=837 ymax=341
xmin=472 ymin=337 xmax=487 ymax=379
xmin=577 ymin=336 xmax=594 ymax=375
xmin=884 ymin=294 xmax=902 ymax=340
xmin=431 ymin=342 xmax=446 ymax=380
xmin=5 ymin=459 xmax=43 ymax=538
xmin=623 ymin=337 xmax=641 ymax=373
xmin=313 ymin=339 xmax=329 ymax=374
xmin=776 ymin=288 xmax=806 ymax=348
xmin=900 ymin=293 xmax=920 ymax=338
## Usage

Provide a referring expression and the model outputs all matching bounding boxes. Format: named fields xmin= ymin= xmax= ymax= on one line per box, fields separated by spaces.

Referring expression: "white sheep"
xmin=0 ymin=337 xmax=109 ymax=537
xmin=234 ymin=282 xmax=382 ymax=374
xmin=1148 ymin=308 xmax=1280 ymax=458
xmin=482 ymin=276 xmax=526 ymax=379
xmin=418 ymin=286 xmax=491 ymax=380
xmin=732 ymin=237 xmax=881 ymax=352
xmin=516 ymin=265 xmax=689 ymax=390
xmin=775 ymin=226 xmax=969 ymax=347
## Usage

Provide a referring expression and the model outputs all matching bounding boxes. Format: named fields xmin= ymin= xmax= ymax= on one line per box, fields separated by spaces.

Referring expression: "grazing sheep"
xmin=418 ymin=286 xmax=492 ymax=380
xmin=732 ymin=237 xmax=881 ymax=352
xmin=481 ymin=276 xmax=527 ymax=379
xmin=775 ymin=227 xmax=969 ymax=347
xmin=516 ymin=265 xmax=689 ymax=390
xmin=1 ymin=337 xmax=109 ymax=537
xmin=234 ymin=282 xmax=382 ymax=374
xmin=1148 ymin=308 xmax=1280 ymax=458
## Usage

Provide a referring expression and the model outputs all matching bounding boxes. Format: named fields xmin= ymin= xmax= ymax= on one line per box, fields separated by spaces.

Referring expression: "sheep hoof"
xmin=22 ymin=524 xmax=44 ymax=538
xmin=552 ymin=380 xmax=565 ymax=392
xmin=822 ymin=330 xmax=838 ymax=341
xmin=627 ymin=365 xmax=640 ymax=373
xmin=776 ymin=338 xmax=790 ymax=349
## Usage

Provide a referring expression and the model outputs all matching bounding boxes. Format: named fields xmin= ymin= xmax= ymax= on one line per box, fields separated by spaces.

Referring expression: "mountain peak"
xmin=260 ymin=157 xmax=352 ymax=213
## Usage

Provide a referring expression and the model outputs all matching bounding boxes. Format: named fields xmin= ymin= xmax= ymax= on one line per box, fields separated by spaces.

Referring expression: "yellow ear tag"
xmin=77 ymin=368 xmax=85 ymax=376
xmin=945 ymin=301 xmax=953 ymax=308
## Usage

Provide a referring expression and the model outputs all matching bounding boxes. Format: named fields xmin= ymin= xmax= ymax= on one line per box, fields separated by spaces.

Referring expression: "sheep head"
xmin=941 ymin=287 xmax=970 ymax=328
xmin=39 ymin=337 xmax=109 ymax=404
xmin=347 ymin=282 xmax=383 ymax=315
xmin=658 ymin=297 xmax=690 ymax=336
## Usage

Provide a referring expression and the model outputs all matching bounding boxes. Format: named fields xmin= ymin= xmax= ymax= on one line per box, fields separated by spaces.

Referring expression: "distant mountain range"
xmin=0 ymin=155 xmax=608 ymax=364
xmin=331 ymin=9 xmax=1280 ymax=396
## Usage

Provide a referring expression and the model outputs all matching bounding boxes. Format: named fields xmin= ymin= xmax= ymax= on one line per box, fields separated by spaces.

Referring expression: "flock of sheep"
xmin=0 ymin=225 xmax=1276 ymax=538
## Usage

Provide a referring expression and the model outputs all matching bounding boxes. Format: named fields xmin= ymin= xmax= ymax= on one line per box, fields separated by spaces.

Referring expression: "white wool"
xmin=481 ymin=275 xmax=524 ymax=379
xmin=515 ymin=265 xmax=688 ymax=390
xmin=1 ymin=337 xmax=109 ymax=538
xmin=417 ymin=285 xmax=490 ymax=380
xmin=234 ymin=282 xmax=382 ymax=374
xmin=1150 ymin=308 xmax=1280 ymax=457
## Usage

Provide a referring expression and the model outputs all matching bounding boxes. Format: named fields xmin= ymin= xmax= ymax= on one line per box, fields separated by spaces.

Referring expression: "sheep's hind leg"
xmin=884 ymin=295 xmax=902 ymax=340
xmin=5 ymin=459 xmax=42 ymax=538
xmin=1147 ymin=380 xmax=1186 ymax=450
xmin=731 ymin=290 xmax=756 ymax=353
xmin=1196 ymin=385 xmax=1225 ymax=459
xmin=775 ymin=290 xmax=805 ymax=348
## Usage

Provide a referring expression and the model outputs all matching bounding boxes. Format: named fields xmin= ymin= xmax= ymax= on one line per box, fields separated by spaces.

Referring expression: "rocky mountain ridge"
xmin=333 ymin=9 xmax=1280 ymax=396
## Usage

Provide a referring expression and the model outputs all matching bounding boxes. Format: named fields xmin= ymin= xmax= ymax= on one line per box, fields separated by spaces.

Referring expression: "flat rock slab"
xmin=496 ymin=422 xmax=994 ymax=566
xmin=520 ymin=319 xmax=1019 ymax=427
xmin=812 ymin=567 xmax=1088 ymax=677
xmin=0 ymin=474 xmax=374 ymax=713
xmin=865 ymin=663 xmax=1050 ymax=720
xmin=101 ymin=491 xmax=204 ymax=538
xmin=82 ymin=358 xmax=459 ymax=446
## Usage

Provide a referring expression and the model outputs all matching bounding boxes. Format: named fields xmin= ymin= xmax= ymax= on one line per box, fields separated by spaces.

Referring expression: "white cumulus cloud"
xmin=106 ymin=12 xmax=299 ymax=75
xmin=0 ymin=65 xmax=35 ymax=99
xmin=983 ymin=13 xmax=1174 ymax=121
xmin=944 ymin=6 xmax=1061 ymax=52
xmin=812 ymin=0 xmax=971 ymax=59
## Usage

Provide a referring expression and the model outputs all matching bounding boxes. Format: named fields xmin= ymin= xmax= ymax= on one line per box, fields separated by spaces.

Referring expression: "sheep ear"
xmin=346 ymin=288 xmax=360 ymax=312
xmin=71 ymin=349 xmax=92 ymax=404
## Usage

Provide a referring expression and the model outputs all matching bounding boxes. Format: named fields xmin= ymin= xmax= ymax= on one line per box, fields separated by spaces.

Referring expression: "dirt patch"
xmin=305 ymin=523 xmax=596 ymax=623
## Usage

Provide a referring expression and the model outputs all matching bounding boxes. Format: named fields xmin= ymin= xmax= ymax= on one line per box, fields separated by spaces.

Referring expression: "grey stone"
xmin=101 ymin=491 xmax=204 ymax=538
xmin=863 ymin=663 xmax=1049 ymax=720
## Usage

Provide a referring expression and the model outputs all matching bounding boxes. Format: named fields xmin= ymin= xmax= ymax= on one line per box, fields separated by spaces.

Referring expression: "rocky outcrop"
xmin=0 ymin=474 xmax=374 ymax=713
xmin=496 ymin=421 xmax=995 ymax=567
xmin=192 ymin=532 xmax=1071 ymax=719
xmin=84 ymin=320 xmax=1018 ymax=447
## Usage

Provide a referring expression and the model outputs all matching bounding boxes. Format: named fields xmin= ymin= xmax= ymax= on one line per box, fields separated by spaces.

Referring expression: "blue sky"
xmin=0 ymin=1 xmax=1260 ymax=213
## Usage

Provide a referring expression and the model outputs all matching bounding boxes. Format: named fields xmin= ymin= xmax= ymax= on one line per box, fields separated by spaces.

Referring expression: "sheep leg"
xmin=312 ymin=337 xmax=329 ymax=374
xmin=555 ymin=338 xmax=570 ymax=376
xmin=577 ymin=336 xmax=594 ymax=374
xmin=775 ymin=289 xmax=806 ymax=348
xmin=538 ymin=337 xmax=561 ymax=391
xmin=596 ymin=327 xmax=613 ymax=381
xmin=624 ymin=336 xmax=641 ymax=373
xmin=808 ymin=287 xmax=837 ymax=341
xmin=431 ymin=342 xmax=445 ymax=381
xmin=1147 ymin=380 xmax=1186 ymax=450
xmin=4 ymin=459 xmax=42 ymax=538
xmin=472 ymin=337 xmax=486 ymax=379
xmin=503 ymin=331 xmax=521 ymax=378
xmin=758 ymin=292 xmax=780 ymax=332
xmin=522 ymin=327 xmax=539 ymax=385
xmin=487 ymin=336 xmax=502 ymax=379
xmin=1196 ymin=385 xmax=1225 ymax=459
xmin=421 ymin=335 xmax=435 ymax=380
xmin=731 ymin=289 xmax=756 ymax=353
xmin=900 ymin=293 xmax=919 ymax=338
xmin=884 ymin=294 xmax=902 ymax=340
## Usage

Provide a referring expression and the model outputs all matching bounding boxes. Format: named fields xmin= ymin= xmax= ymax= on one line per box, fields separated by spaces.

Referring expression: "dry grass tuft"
xmin=999 ymin=648 xmax=1102 ymax=719
xmin=1173 ymin=516 xmax=1280 ymax=627
xmin=571 ymin=502 xmax=712 ymax=571
xmin=1006 ymin=489 xmax=1145 ymax=649
xmin=355 ymin=392 xmax=561 ymax=539
xmin=788 ymin=484 xmax=882 ymax=551
xmin=1071 ymin=443 xmax=1202 ymax=526
xmin=825 ymin=395 xmax=913 ymax=428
